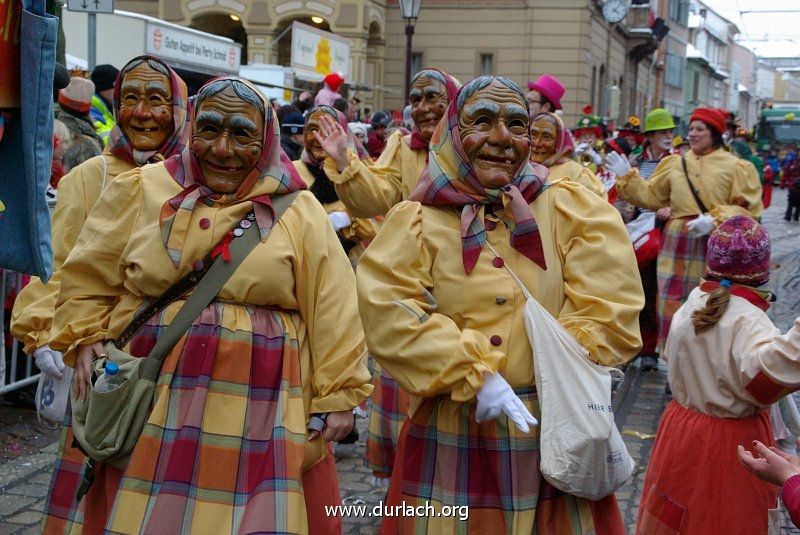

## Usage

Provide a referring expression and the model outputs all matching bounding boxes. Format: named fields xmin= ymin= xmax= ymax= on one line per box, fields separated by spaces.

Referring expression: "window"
xmin=411 ymin=52 xmax=424 ymax=77
xmin=691 ymin=71 xmax=700 ymax=102
xmin=665 ymin=53 xmax=683 ymax=88
xmin=669 ymin=0 xmax=689 ymax=26
xmin=479 ymin=53 xmax=494 ymax=76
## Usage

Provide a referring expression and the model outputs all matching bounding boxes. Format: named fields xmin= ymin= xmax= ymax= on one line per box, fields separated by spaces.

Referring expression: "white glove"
xmin=328 ymin=211 xmax=352 ymax=231
xmin=686 ymin=213 xmax=714 ymax=237
xmin=574 ymin=142 xmax=589 ymax=155
xmin=475 ymin=373 xmax=537 ymax=433
xmin=588 ymin=148 xmax=603 ymax=165
xmin=33 ymin=345 xmax=65 ymax=379
xmin=605 ymin=151 xmax=632 ymax=177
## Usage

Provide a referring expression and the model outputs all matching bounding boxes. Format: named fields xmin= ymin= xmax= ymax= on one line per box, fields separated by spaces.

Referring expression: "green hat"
xmin=574 ymin=104 xmax=603 ymax=137
xmin=643 ymin=108 xmax=676 ymax=133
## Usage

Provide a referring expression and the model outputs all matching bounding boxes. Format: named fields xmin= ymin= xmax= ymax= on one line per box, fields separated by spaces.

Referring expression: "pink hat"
xmin=527 ymin=74 xmax=565 ymax=111
xmin=706 ymin=216 xmax=771 ymax=286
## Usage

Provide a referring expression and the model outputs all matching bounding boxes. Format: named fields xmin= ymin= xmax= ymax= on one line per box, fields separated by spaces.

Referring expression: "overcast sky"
xmin=701 ymin=0 xmax=800 ymax=58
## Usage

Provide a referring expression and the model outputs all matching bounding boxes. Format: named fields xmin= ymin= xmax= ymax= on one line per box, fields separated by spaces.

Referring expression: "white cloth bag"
xmin=494 ymin=247 xmax=635 ymax=500
xmin=36 ymin=366 xmax=73 ymax=428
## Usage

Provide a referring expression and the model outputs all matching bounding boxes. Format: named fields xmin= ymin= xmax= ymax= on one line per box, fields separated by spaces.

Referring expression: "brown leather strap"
xmin=681 ymin=155 xmax=709 ymax=214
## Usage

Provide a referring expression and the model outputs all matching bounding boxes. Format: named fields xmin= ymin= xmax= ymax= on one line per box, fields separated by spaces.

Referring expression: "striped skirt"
xmin=365 ymin=366 xmax=411 ymax=477
xmin=656 ymin=218 xmax=708 ymax=350
xmin=381 ymin=388 xmax=625 ymax=534
xmin=41 ymin=301 xmax=340 ymax=534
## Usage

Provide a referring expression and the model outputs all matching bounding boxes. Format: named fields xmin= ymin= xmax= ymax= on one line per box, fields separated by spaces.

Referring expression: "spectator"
xmin=280 ymin=110 xmax=305 ymax=161
xmin=332 ymin=97 xmax=349 ymax=115
xmin=366 ymin=110 xmax=391 ymax=159
xmin=89 ymin=64 xmax=119 ymax=146
xmin=62 ymin=136 xmax=102 ymax=173
xmin=787 ymin=174 xmax=800 ymax=222
xmin=315 ymin=71 xmax=345 ymax=107
xmin=276 ymin=103 xmax=300 ymax=124
xmin=56 ymin=77 xmax=103 ymax=153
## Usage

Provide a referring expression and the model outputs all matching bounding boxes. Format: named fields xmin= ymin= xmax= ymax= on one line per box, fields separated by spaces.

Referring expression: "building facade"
xmin=112 ymin=0 xmax=676 ymax=126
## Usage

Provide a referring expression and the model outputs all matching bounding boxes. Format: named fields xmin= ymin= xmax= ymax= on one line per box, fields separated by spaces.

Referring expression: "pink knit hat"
xmin=706 ymin=216 xmax=771 ymax=286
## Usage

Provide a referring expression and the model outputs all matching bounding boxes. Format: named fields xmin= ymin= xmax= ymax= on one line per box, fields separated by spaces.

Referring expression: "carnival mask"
xmin=117 ymin=63 xmax=174 ymax=151
xmin=304 ymin=109 xmax=333 ymax=162
xmin=192 ymin=85 xmax=264 ymax=194
xmin=529 ymin=115 xmax=558 ymax=165
xmin=410 ymin=76 xmax=449 ymax=142
xmin=459 ymin=80 xmax=530 ymax=189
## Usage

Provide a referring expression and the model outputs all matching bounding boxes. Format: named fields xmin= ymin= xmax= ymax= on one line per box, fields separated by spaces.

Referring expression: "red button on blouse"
xmin=199 ymin=218 xmax=211 ymax=229
xmin=490 ymin=335 xmax=502 ymax=346
xmin=492 ymin=257 xmax=505 ymax=268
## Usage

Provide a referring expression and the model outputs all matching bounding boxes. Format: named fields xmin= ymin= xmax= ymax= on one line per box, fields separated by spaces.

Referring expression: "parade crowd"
xmin=7 ymin=57 xmax=800 ymax=534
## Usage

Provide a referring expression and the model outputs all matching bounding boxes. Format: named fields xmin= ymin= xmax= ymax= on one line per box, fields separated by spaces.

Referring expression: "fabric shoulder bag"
xmin=70 ymin=192 xmax=300 ymax=474
xmin=487 ymin=243 xmax=635 ymax=500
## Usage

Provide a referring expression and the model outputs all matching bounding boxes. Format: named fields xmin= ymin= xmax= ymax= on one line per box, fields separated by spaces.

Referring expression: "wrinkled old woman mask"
xmin=529 ymin=114 xmax=559 ymax=165
xmin=410 ymin=74 xmax=449 ymax=143
xmin=304 ymin=109 xmax=335 ymax=162
xmin=458 ymin=79 xmax=531 ymax=189
xmin=191 ymin=84 xmax=265 ymax=194
xmin=117 ymin=62 xmax=175 ymax=151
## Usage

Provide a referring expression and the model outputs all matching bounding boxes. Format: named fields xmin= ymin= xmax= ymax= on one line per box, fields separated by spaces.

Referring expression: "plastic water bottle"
xmin=94 ymin=361 xmax=123 ymax=393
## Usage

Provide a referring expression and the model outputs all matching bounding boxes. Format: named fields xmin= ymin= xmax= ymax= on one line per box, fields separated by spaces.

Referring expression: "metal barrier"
xmin=0 ymin=270 xmax=41 ymax=395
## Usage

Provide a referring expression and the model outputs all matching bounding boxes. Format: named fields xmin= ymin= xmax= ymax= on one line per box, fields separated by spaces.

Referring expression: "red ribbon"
xmin=211 ymin=231 xmax=234 ymax=263
xmin=699 ymin=280 xmax=771 ymax=311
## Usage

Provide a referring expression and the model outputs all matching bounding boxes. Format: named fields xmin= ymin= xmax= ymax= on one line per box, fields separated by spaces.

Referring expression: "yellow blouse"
xmin=548 ymin=159 xmax=608 ymax=200
xmin=616 ymin=148 xmax=762 ymax=223
xmin=356 ymin=179 xmax=644 ymax=402
xmin=11 ymin=153 xmax=135 ymax=354
xmin=323 ymin=130 xmax=427 ymax=218
xmin=50 ymin=162 xmax=372 ymax=415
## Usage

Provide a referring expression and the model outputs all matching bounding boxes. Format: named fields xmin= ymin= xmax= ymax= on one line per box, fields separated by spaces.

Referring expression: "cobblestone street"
xmin=0 ymin=192 xmax=797 ymax=534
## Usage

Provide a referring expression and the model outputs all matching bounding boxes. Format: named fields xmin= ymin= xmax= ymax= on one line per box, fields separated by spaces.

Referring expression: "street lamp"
xmin=399 ymin=0 xmax=422 ymax=104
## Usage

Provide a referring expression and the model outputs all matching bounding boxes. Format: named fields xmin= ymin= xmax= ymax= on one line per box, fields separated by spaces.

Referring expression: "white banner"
xmin=146 ymin=22 xmax=241 ymax=74
xmin=290 ymin=21 xmax=351 ymax=81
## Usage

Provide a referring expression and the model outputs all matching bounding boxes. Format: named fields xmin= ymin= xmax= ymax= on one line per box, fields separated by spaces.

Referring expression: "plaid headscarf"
xmin=300 ymin=105 xmax=371 ymax=167
xmin=409 ymin=79 xmax=549 ymax=274
xmin=160 ymin=76 xmax=306 ymax=268
xmin=531 ymin=111 xmax=576 ymax=167
xmin=408 ymin=68 xmax=460 ymax=151
xmin=108 ymin=55 xmax=191 ymax=166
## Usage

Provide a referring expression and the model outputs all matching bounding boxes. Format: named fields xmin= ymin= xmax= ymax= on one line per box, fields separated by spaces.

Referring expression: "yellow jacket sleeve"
xmin=323 ymin=130 xmax=405 ymax=218
xmin=708 ymin=158 xmax=763 ymax=224
xmin=10 ymin=164 xmax=94 ymax=354
xmin=553 ymin=181 xmax=645 ymax=367
xmin=575 ymin=166 xmax=608 ymax=200
xmin=356 ymin=201 xmax=506 ymax=401
xmin=286 ymin=194 xmax=373 ymax=413
xmin=616 ymin=155 xmax=675 ymax=211
xmin=49 ymin=171 xmax=143 ymax=367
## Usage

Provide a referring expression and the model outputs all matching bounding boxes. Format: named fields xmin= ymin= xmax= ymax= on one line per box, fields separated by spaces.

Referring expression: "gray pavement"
xmin=0 ymin=189 xmax=797 ymax=534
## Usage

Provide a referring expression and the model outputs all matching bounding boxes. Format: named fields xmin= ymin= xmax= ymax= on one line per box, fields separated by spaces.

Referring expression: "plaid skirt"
xmin=381 ymin=388 xmax=625 ymax=534
xmin=41 ymin=301 xmax=337 ymax=534
xmin=365 ymin=366 xmax=411 ymax=477
xmin=656 ymin=218 xmax=708 ymax=350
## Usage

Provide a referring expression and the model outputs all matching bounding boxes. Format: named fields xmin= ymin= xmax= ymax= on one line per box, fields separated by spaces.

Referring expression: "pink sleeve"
xmin=782 ymin=474 xmax=800 ymax=528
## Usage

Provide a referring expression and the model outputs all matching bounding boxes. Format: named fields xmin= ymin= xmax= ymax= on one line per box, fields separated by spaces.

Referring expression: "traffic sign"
xmin=66 ymin=0 xmax=114 ymax=14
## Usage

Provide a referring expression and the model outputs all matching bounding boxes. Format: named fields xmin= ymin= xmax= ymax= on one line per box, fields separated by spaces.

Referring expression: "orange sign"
xmin=0 ymin=0 xmax=22 ymax=108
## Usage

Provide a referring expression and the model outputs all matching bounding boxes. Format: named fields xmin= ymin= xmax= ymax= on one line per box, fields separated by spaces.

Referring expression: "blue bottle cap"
xmin=105 ymin=361 xmax=120 ymax=376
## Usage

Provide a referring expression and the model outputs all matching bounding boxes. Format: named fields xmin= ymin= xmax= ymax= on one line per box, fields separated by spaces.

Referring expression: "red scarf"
xmin=699 ymin=280 xmax=771 ymax=312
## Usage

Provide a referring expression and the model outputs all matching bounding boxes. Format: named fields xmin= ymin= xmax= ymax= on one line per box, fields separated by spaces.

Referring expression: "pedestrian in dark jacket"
xmin=280 ymin=111 xmax=305 ymax=161
xmin=786 ymin=176 xmax=800 ymax=222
